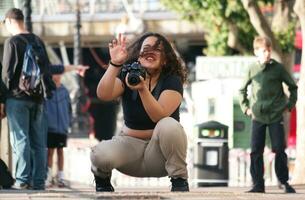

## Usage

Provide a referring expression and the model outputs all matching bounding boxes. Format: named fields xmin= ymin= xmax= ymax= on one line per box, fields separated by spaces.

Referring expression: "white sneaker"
xmin=46 ymin=170 xmax=54 ymax=187
xmin=57 ymin=178 xmax=66 ymax=188
xmin=56 ymin=171 xmax=66 ymax=188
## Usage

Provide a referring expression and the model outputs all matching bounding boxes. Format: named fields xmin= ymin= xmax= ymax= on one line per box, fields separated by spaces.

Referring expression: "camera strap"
xmin=131 ymin=74 xmax=165 ymax=101
xmin=132 ymin=90 xmax=137 ymax=100
xmin=152 ymin=74 xmax=164 ymax=100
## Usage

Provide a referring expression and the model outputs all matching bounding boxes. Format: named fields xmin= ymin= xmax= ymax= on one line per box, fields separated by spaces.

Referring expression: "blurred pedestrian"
xmin=45 ymin=73 xmax=71 ymax=188
xmin=84 ymin=48 xmax=119 ymax=141
xmin=42 ymin=63 xmax=88 ymax=182
xmin=1 ymin=8 xmax=55 ymax=190
xmin=239 ymin=36 xmax=297 ymax=193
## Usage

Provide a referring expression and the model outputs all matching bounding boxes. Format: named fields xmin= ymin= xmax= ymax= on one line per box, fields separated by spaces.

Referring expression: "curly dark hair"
xmin=126 ymin=32 xmax=187 ymax=84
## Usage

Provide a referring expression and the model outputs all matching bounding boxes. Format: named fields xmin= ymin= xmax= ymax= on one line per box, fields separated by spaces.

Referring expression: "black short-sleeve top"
xmin=120 ymin=74 xmax=183 ymax=130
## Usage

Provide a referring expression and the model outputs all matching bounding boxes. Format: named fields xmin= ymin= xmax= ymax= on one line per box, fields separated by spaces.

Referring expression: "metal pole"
xmin=23 ymin=0 xmax=33 ymax=33
xmin=74 ymin=0 xmax=82 ymax=65
xmin=73 ymin=0 xmax=89 ymax=137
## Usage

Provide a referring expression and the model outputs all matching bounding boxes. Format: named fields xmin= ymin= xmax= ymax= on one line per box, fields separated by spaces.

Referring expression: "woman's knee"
xmin=155 ymin=117 xmax=186 ymax=142
xmin=90 ymin=144 xmax=115 ymax=170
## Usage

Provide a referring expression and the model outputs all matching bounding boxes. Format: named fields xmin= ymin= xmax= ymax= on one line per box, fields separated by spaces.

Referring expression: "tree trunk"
xmin=241 ymin=0 xmax=283 ymax=62
xmin=242 ymin=0 xmax=295 ymax=71
xmin=282 ymin=51 xmax=295 ymax=73
xmin=227 ymin=22 xmax=247 ymax=54
xmin=272 ymin=0 xmax=295 ymax=72
xmin=272 ymin=0 xmax=294 ymax=31
xmin=292 ymin=0 xmax=305 ymax=184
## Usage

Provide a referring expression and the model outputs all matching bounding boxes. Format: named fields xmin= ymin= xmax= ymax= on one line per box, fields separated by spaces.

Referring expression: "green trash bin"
xmin=194 ymin=121 xmax=229 ymax=186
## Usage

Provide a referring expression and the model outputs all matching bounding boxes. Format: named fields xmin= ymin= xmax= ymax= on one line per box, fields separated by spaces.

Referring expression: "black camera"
xmin=121 ymin=62 xmax=146 ymax=85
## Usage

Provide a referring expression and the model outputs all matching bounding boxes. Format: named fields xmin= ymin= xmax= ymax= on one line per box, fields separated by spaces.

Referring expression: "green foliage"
xmin=161 ymin=0 xmax=253 ymax=55
xmin=274 ymin=21 xmax=297 ymax=53
xmin=204 ymin=24 xmax=230 ymax=56
xmin=161 ymin=0 xmax=294 ymax=56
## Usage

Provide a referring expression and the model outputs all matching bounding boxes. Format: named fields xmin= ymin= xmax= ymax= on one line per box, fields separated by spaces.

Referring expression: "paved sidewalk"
xmin=0 ymin=184 xmax=305 ymax=200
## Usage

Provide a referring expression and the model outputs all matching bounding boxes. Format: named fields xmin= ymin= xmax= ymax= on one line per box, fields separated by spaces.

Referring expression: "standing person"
xmin=1 ymin=8 xmax=55 ymax=190
xmin=84 ymin=48 xmax=119 ymax=141
xmin=90 ymin=32 xmax=189 ymax=192
xmin=239 ymin=36 xmax=297 ymax=193
xmin=42 ymin=63 xmax=87 ymax=185
xmin=45 ymin=74 xmax=71 ymax=188
xmin=42 ymin=63 xmax=88 ymax=135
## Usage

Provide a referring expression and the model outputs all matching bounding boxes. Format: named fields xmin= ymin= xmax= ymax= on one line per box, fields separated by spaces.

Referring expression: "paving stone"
xmin=1 ymin=184 xmax=305 ymax=200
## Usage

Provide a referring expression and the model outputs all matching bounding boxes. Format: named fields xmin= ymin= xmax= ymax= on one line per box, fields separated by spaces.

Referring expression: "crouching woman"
xmin=90 ymin=32 xmax=189 ymax=192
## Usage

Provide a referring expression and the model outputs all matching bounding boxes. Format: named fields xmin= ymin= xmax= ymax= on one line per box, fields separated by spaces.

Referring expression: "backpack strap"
xmin=16 ymin=34 xmax=29 ymax=44
xmin=16 ymin=34 xmax=33 ymax=47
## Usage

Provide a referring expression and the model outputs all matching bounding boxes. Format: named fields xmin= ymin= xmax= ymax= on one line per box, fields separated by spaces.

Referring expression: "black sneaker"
xmin=170 ymin=177 xmax=189 ymax=192
xmin=246 ymin=183 xmax=265 ymax=193
xmin=94 ymin=176 xmax=114 ymax=192
xmin=247 ymin=186 xmax=265 ymax=193
xmin=284 ymin=182 xmax=296 ymax=193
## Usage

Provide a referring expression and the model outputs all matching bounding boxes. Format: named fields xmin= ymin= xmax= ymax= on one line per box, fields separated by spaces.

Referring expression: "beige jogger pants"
xmin=90 ymin=117 xmax=188 ymax=179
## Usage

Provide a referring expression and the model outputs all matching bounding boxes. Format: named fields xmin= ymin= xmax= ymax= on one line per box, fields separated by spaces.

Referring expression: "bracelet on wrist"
xmin=109 ymin=61 xmax=123 ymax=68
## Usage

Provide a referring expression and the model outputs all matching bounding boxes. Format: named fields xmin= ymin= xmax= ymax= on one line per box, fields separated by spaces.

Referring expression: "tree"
xmin=163 ymin=0 xmax=305 ymax=184
xmin=162 ymin=0 xmax=255 ymax=55
xmin=161 ymin=0 xmax=296 ymax=70
xmin=292 ymin=0 xmax=305 ymax=184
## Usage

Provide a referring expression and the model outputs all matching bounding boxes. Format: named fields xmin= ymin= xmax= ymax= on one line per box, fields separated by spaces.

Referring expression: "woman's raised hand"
xmin=109 ymin=33 xmax=128 ymax=65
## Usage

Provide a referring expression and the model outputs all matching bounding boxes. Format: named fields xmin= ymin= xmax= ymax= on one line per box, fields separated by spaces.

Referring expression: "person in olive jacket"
xmin=239 ymin=36 xmax=297 ymax=194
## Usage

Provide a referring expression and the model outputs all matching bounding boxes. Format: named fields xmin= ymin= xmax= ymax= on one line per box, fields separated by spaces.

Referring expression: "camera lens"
xmin=128 ymin=74 xmax=140 ymax=85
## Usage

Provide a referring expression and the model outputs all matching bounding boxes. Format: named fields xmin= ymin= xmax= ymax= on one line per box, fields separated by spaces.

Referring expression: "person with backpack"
xmin=1 ymin=8 xmax=55 ymax=190
xmin=91 ymin=32 xmax=189 ymax=192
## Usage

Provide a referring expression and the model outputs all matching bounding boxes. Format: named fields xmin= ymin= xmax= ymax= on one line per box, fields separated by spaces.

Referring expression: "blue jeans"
xmin=6 ymin=98 xmax=46 ymax=188
xmin=42 ymin=106 xmax=49 ymax=180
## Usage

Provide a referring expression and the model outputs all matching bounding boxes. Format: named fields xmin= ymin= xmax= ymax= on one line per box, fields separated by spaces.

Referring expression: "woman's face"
xmin=138 ymin=36 xmax=164 ymax=73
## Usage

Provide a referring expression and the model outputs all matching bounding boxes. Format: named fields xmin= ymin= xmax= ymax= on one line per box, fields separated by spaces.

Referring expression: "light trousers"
xmin=91 ymin=117 xmax=188 ymax=179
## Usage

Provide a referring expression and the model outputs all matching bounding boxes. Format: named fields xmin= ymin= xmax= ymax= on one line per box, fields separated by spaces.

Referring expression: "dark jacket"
xmin=50 ymin=64 xmax=65 ymax=75
xmin=1 ymin=33 xmax=55 ymax=103
xmin=239 ymin=59 xmax=298 ymax=123
xmin=45 ymin=85 xmax=72 ymax=134
xmin=0 ymin=63 xmax=7 ymax=103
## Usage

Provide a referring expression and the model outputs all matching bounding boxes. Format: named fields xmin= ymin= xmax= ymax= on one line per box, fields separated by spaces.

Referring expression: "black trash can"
xmin=194 ymin=121 xmax=229 ymax=186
